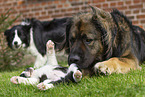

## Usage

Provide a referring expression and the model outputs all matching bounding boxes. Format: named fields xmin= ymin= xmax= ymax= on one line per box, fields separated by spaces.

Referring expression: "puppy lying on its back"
xmin=10 ymin=40 xmax=82 ymax=90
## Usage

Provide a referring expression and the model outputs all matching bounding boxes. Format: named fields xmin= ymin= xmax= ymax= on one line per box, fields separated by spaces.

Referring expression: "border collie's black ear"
xmin=4 ymin=29 xmax=10 ymax=36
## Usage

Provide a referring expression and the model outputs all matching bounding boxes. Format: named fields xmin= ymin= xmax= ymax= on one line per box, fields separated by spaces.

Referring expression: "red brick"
xmin=125 ymin=1 xmax=132 ymax=5
xmin=106 ymin=0 xmax=116 ymax=1
xmin=38 ymin=16 xmax=50 ymax=20
xmin=1 ymin=0 xmax=145 ymax=30
xmin=28 ymin=13 xmax=34 ymax=17
xmin=48 ymin=10 xmax=53 ymax=14
xmin=117 ymin=6 xmax=127 ymax=11
xmin=93 ymin=0 xmax=105 ymax=3
xmin=61 ymin=9 xmax=66 ymax=12
xmin=55 ymin=10 xmax=60 ymax=13
xmin=64 ymin=3 xmax=70 ymax=7
xmin=41 ymin=11 xmax=46 ymax=15
xmin=17 ymin=0 xmax=25 ymax=5
xmin=35 ymin=12 xmax=40 ymax=16
xmin=67 ymin=8 xmax=73 ymax=12
xmin=102 ymin=3 xmax=109 ymax=8
xmin=141 ymin=9 xmax=145 ymax=13
xmin=52 ymin=14 xmax=63 ymax=18
xmin=20 ymin=9 xmax=30 ymax=13
xmin=110 ymin=2 xmax=116 ymax=6
xmin=118 ymin=2 xmax=124 ymax=6
xmin=133 ymin=10 xmax=139 ymax=14
xmin=94 ymin=4 xmax=101 ymax=8
xmin=53 ymin=0 xmax=59 ymax=4
xmin=125 ymin=11 xmax=131 ymax=15
xmin=71 ymin=2 xmax=83 ymax=6
xmin=132 ymin=20 xmax=139 ymax=24
xmin=57 ymin=4 xmax=63 ymax=8
xmin=127 ymin=16 xmax=134 ymax=20
xmin=73 ymin=7 xmax=80 ymax=11
xmin=137 ymin=14 xmax=145 ymax=19
xmin=60 ymin=0 xmax=66 ymax=4
xmin=81 ymin=6 xmax=89 ymax=10
xmin=141 ymin=20 xmax=145 ymax=23
xmin=129 ymin=4 xmax=143 ymax=9
xmin=31 ymin=8 xmax=42 ymax=12
xmin=133 ymin=0 xmax=141 ymax=3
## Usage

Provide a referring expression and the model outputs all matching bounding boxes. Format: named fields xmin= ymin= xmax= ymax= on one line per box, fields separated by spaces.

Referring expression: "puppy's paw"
xmin=47 ymin=40 xmax=54 ymax=49
xmin=46 ymin=40 xmax=55 ymax=54
xmin=73 ymin=70 xmax=82 ymax=82
xmin=37 ymin=82 xmax=54 ymax=90
xmin=10 ymin=76 xmax=19 ymax=84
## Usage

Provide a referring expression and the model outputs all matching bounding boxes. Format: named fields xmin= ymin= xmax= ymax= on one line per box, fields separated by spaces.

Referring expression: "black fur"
xmin=4 ymin=17 xmax=71 ymax=56
xmin=54 ymin=66 xmax=68 ymax=73
xmin=50 ymin=71 xmax=76 ymax=85
xmin=39 ymin=74 xmax=48 ymax=83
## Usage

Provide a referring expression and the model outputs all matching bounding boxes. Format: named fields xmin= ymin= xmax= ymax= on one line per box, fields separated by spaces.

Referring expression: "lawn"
xmin=0 ymin=64 xmax=145 ymax=97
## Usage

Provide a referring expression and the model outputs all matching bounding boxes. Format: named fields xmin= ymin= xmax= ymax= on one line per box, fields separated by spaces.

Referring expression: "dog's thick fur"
xmin=4 ymin=18 xmax=70 ymax=68
xmin=65 ymin=6 xmax=145 ymax=76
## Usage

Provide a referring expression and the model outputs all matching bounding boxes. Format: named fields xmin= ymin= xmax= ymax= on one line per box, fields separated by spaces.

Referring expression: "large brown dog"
xmin=66 ymin=6 xmax=145 ymax=76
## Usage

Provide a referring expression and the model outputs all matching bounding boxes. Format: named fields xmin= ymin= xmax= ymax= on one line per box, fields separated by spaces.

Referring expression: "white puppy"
xmin=10 ymin=40 xmax=82 ymax=90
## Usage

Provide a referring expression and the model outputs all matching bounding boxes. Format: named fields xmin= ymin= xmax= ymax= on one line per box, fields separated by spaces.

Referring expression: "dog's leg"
xmin=67 ymin=63 xmax=82 ymax=82
xmin=94 ymin=57 xmax=141 ymax=75
xmin=37 ymin=79 xmax=54 ymax=90
xmin=46 ymin=40 xmax=58 ymax=66
xmin=10 ymin=76 xmax=39 ymax=85
xmin=20 ymin=67 xmax=34 ymax=78
xmin=34 ymin=54 xmax=47 ymax=69
xmin=37 ymin=64 xmax=82 ymax=90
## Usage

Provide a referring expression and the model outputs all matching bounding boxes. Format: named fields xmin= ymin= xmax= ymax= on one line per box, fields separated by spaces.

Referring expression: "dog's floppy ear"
xmin=4 ymin=29 xmax=10 ymax=36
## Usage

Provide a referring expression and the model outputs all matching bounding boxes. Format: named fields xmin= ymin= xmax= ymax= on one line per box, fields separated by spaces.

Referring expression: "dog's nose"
xmin=69 ymin=55 xmax=80 ymax=64
xmin=14 ymin=41 xmax=18 ymax=45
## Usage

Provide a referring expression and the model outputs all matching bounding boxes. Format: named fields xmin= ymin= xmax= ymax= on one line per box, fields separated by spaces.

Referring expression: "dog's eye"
xmin=85 ymin=39 xmax=93 ymax=44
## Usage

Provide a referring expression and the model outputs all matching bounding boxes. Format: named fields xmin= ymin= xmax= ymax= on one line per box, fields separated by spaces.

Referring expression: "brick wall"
xmin=1 ymin=0 xmax=145 ymax=29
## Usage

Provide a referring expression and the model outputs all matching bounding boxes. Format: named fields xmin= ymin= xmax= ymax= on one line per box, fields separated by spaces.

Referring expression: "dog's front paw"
xmin=73 ymin=70 xmax=82 ymax=82
xmin=10 ymin=76 xmax=19 ymax=84
xmin=37 ymin=82 xmax=54 ymax=90
xmin=94 ymin=62 xmax=112 ymax=75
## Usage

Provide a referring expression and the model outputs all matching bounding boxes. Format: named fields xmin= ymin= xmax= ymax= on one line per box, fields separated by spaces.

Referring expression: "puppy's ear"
xmin=4 ymin=29 xmax=10 ymax=36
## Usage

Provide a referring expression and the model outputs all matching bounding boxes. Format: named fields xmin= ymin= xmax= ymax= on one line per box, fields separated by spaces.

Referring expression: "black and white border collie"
xmin=11 ymin=40 xmax=82 ymax=90
xmin=4 ymin=18 xmax=70 ymax=68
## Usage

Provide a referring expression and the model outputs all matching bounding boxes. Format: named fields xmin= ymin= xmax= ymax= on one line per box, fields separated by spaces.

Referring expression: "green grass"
xmin=0 ymin=64 xmax=145 ymax=97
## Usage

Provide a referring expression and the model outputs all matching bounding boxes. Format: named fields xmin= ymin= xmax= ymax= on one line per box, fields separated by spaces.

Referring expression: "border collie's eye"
xmin=85 ymin=39 xmax=93 ymax=44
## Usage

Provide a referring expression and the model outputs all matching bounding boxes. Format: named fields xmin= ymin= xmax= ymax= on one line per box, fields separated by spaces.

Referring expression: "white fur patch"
xmin=67 ymin=63 xmax=78 ymax=74
xmin=37 ymin=82 xmax=54 ymax=90
xmin=12 ymin=30 xmax=22 ymax=49
xmin=21 ymin=21 xmax=30 ymax=26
